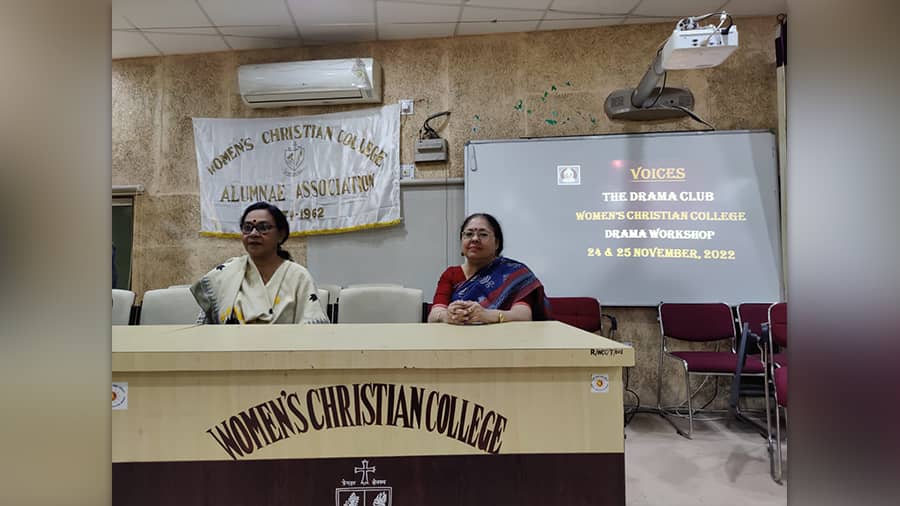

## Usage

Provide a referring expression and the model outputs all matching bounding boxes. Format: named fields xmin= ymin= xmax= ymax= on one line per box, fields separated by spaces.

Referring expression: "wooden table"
xmin=112 ymin=321 xmax=634 ymax=506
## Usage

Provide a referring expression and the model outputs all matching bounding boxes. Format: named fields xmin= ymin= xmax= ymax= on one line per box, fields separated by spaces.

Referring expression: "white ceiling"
xmin=112 ymin=0 xmax=786 ymax=59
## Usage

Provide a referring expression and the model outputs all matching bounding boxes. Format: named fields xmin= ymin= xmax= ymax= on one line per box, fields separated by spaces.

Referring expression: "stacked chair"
xmin=729 ymin=301 xmax=788 ymax=483
xmin=767 ymin=302 xmax=788 ymax=482
xmin=657 ymin=302 xmax=766 ymax=438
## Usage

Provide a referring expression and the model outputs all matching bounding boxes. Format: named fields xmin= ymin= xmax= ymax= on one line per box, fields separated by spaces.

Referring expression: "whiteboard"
xmin=465 ymin=130 xmax=783 ymax=306
xmin=307 ymin=181 xmax=464 ymax=300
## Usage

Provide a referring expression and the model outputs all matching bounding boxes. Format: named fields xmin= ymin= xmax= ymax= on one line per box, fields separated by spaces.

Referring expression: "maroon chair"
xmin=737 ymin=302 xmax=774 ymax=338
xmin=769 ymin=302 xmax=788 ymax=368
xmin=547 ymin=297 xmax=601 ymax=332
xmin=657 ymin=302 xmax=766 ymax=438
xmin=736 ymin=302 xmax=774 ymax=380
xmin=767 ymin=302 xmax=788 ymax=481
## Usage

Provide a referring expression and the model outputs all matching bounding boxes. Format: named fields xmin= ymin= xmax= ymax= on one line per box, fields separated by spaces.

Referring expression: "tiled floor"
xmin=625 ymin=413 xmax=787 ymax=506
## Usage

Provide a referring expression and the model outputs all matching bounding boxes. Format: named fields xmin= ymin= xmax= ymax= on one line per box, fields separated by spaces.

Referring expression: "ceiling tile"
xmin=539 ymin=11 xmax=623 ymax=31
xmin=632 ymin=0 xmax=727 ymax=18
xmin=219 ymin=25 xmax=299 ymax=39
xmin=113 ymin=0 xmax=211 ymax=29
xmin=550 ymin=0 xmax=639 ymax=14
xmin=465 ymin=0 xmax=552 ymax=9
xmin=378 ymin=1 xmax=461 ymax=23
xmin=225 ymin=36 xmax=299 ymax=51
xmin=286 ymin=0 xmax=376 ymax=25
xmin=112 ymin=14 xmax=133 ymax=30
xmin=720 ymin=0 xmax=787 ymax=16
xmin=621 ymin=16 xmax=677 ymax=25
xmin=112 ymin=31 xmax=161 ymax=59
xmin=621 ymin=15 xmax=678 ymax=25
xmin=299 ymin=24 xmax=378 ymax=43
xmin=143 ymin=28 xmax=230 ymax=55
xmin=378 ymin=22 xmax=456 ymax=40
xmin=461 ymin=6 xmax=544 ymax=22
xmin=197 ymin=0 xmax=292 ymax=27
xmin=456 ymin=20 xmax=539 ymax=35
xmin=381 ymin=0 xmax=463 ymax=4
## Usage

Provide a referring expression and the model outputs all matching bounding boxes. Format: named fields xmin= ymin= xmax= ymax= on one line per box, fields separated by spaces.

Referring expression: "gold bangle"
xmin=497 ymin=311 xmax=505 ymax=323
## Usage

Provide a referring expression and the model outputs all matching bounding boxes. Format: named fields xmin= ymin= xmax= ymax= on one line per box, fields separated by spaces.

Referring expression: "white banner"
xmin=192 ymin=104 xmax=400 ymax=237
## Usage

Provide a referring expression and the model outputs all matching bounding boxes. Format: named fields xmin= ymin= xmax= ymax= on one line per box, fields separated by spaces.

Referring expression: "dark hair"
xmin=240 ymin=201 xmax=293 ymax=261
xmin=460 ymin=213 xmax=503 ymax=256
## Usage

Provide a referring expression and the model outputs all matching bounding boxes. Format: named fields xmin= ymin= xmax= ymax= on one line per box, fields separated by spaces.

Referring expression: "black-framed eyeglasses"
xmin=462 ymin=229 xmax=492 ymax=240
xmin=241 ymin=221 xmax=275 ymax=234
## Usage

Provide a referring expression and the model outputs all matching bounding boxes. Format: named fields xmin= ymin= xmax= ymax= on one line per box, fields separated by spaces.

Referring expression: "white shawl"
xmin=191 ymin=255 xmax=329 ymax=324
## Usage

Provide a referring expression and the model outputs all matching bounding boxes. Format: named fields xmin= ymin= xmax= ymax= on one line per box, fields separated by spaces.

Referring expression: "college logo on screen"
xmin=335 ymin=459 xmax=392 ymax=506
xmin=557 ymin=164 xmax=581 ymax=185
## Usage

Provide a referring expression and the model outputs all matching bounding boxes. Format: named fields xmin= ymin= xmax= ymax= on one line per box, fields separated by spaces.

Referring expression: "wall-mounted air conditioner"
xmin=238 ymin=58 xmax=382 ymax=108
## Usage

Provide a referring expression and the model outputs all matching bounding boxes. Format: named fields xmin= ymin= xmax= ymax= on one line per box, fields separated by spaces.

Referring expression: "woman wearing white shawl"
xmin=191 ymin=202 xmax=329 ymax=324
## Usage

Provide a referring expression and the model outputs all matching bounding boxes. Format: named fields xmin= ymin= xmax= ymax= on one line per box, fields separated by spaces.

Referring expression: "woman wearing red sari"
xmin=427 ymin=213 xmax=550 ymax=325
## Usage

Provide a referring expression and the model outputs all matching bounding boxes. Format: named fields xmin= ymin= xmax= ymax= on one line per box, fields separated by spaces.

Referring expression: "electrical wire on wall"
xmin=419 ymin=110 xmax=451 ymax=140
xmin=416 ymin=110 xmax=454 ymax=268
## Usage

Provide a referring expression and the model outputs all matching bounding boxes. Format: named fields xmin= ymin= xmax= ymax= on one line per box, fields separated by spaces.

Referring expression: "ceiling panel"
xmin=620 ymin=15 xmax=678 ymax=25
xmin=286 ymin=0 xmax=376 ymax=25
xmin=632 ymin=0 xmax=727 ymax=18
xmin=219 ymin=25 xmax=299 ymax=38
xmin=456 ymin=20 xmax=539 ymax=36
xmin=113 ymin=0 xmax=211 ymax=29
xmin=378 ymin=1 xmax=461 ymax=23
xmin=549 ymin=0 xmax=639 ymax=14
xmin=720 ymin=0 xmax=786 ymax=16
xmin=461 ymin=6 xmax=545 ymax=22
xmin=539 ymin=11 xmax=624 ymax=30
xmin=465 ymin=0 xmax=552 ymax=9
xmin=112 ymin=31 xmax=161 ymax=59
xmin=112 ymin=14 xmax=132 ymax=29
xmin=143 ymin=28 xmax=230 ymax=55
xmin=197 ymin=0 xmax=293 ymax=27
xmin=225 ymin=36 xmax=299 ymax=51
xmin=380 ymin=0 xmax=463 ymax=4
xmin=378 ymin=22 xmax=456 ymax=40
xmin=219 ymin=26 xmax=299 ymax=51
xmin=112 ymin=0 xmax=786 ymax=59
xmin=299 ymin=24 xmax=378 ymax=43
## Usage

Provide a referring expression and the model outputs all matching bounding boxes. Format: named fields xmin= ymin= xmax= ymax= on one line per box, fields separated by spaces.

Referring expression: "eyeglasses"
xmin=241 ymin=221 xmax=275 ymax=234
xmin=462 ymin=230 xmax=493 ymax=240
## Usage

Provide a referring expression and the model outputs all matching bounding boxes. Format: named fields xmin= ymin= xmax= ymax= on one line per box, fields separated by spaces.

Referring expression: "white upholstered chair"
xmin=318 ymin=283 xmax=342 ymax=303
xmin=139 ymin=287 xmax=203 ymax=325
xmin=317 ymin=288 xmax=329 ymax=314
xmin=337 ymin=286 xmax=423 ymax=323
xmin=112 ymin=289 xmax=135 ymax=325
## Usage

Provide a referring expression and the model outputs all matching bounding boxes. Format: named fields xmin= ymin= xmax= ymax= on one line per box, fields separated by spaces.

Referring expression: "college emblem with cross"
xmin=335 ymin=459 xmax=392 ymax=506
xmin=283 ymin=141 xmax=305 ymax=177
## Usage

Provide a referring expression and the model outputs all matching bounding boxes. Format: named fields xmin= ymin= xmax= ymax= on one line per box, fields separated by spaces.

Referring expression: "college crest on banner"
xmin=192 ymin=104 xmax=401 ymax=237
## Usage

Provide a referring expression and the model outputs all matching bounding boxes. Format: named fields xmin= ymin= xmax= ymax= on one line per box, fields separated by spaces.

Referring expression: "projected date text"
xmin=587 ymin=247 xmax=736 ymax=260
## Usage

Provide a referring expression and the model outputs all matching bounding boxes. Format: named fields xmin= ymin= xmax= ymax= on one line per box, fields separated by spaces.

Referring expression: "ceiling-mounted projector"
xmin=661 ymin=25 xmax=739 ymax=70
xmin=605 ymin=12 xmax=738 ymax=122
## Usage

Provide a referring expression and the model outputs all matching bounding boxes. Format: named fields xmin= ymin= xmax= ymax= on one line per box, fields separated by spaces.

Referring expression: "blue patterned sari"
xmin=450 ymin=257 xmax=550 ymax=320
